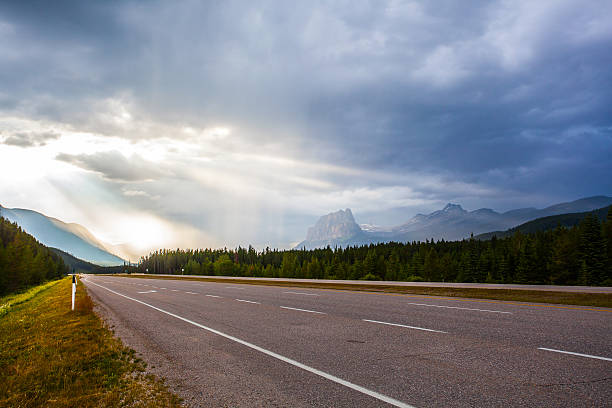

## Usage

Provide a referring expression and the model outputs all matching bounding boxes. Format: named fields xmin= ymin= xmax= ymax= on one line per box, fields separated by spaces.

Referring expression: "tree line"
xmin=0 ymin=217 xmax=69 ymax=296
xmin=134 ymin=207 xmax=612 ymax=286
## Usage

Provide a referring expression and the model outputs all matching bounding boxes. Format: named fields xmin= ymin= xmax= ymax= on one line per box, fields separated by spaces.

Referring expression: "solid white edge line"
xmin=279 ymin=306 xmax=326 ymax=314
xmin=538 ymin=347 xmax=612 ymax=362
xmin=405 ymin=302 xmax=511 ymax=314
xmin=283 ymin=291 xmax=319 ymax=296
xmin=235 ymin=299 xmax=261 ymax=304
xmin=363 ymin=319 xmax=447 ymax=334
xmin=85 ymin=280 xmax=414 ymax=408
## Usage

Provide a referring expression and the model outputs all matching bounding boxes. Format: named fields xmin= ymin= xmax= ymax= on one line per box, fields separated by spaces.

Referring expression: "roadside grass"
xmin=110 ymin=274 xmax=612 ymax=308
xmin=0 ymin=277 xmax=183 ymax=407
xmin=0 ymin=280 xmax=62 ymax=318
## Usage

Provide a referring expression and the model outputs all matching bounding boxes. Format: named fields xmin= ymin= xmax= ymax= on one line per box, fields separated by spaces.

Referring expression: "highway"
xmin=82 ymin=275 xmax=612 ymax=407
xmin=129 ymin=274 xmax=612 ymax=293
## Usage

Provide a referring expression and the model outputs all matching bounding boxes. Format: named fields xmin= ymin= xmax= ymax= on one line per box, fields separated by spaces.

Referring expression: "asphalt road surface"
xmin=82 ymin=275 xmax=612 ymax=407
xmin=133 ymin=274 xmax=612 ymax=293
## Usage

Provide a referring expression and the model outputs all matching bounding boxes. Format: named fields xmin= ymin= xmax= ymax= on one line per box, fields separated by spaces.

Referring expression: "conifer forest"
xmin=0 ymin=218 xmax=68 ymax=296
xmin=136 ymin=208 xmax=612 ymax=286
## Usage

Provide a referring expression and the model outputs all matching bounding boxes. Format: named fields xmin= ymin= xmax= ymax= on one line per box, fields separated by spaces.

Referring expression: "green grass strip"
xmin=0 ymin=278 xmax=182 ymax=407
xmin=0 ymin=279 xmax=63 ymax=318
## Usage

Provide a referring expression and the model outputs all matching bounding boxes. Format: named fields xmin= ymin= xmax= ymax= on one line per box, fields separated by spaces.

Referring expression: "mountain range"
xmin=3 ymin=195 xmax=611 ymax=262
xmin=0 ymin=204 xmax=125 ymax=266
xmin=475 ymin=205 xmax=612 ymax=240
xmin=295 ymin=195 xmax=612 ymax=249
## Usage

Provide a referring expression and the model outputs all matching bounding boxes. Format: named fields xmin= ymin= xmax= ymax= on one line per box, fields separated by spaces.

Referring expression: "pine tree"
xmin=329 ymin=255 xmax=341 ymax=279
xmin=0 ymin=244 xmax=7 ymax=293
xmin=480 ymin=248 xmax=495 ymax=283
xmin=603 ymin=206 xmax=612 ymax=285
xmin=578 ymin=214 xmax=606 ymax=285
xmin=362 ymin=250 xmax=378 ymax=279
xmin=386 ymin=251 xmax=401 ymax=281
xmin=439 ymin=253 xmax=454 ymax=282
xmin=410 ymin=251 xmax=424 ymax=279
xmin=515 ymin=237 xmax=536 ymax=283
xmin=214 ymin=254 xmax=234 ymax=276
xmin=184 ymin=259 xmax=201 ymax=275
xmin=549 ymin=227 xmax=579 ymax=284
xmin=457 ymin=252 xmax=471 ymax=282
xmin=498 ymin=253 xmax=510 ymax=283
xmin=423 ymin=248 xmax=439 ymax=281
xmin=307 ymin=257 xmax=322 ymax=280
xmin=280 ymin=252 xmax=297 ymax=278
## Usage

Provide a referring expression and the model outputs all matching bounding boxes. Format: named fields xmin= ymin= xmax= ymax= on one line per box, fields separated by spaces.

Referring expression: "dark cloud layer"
xmin=1 ymin=0 xmax=611 ymax=220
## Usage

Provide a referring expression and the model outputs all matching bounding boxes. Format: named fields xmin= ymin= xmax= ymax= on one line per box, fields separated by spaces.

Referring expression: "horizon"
xmin=1 ymin=1 xmax=611 ymax=259
xmin=2 ymin=193 xmax=611 ymax=260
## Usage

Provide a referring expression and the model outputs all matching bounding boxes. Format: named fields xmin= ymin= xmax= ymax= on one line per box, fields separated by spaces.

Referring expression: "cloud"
xmin=122 ymin=189 xmax=156 ymax=198
xmin=1 ymin=0 xmax=611 ymax=251
xmin=2 ymin=131 xmax=60 ymax=147
xmin=56 ymin=150 xmax=167 ymax=182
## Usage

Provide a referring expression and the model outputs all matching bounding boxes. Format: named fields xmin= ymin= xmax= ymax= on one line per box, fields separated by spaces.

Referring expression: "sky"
xmin=1 ymin=0 xmax=611 ymax=259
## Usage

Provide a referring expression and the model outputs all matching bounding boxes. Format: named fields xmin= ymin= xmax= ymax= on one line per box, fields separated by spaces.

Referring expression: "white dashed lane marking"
xmin=538 ymin=348 xmax=612 ymax=362
xmin=404 ymin=302 xmax=511 ymax=314
xmin=363 ymin=319 xmax=447 ymax=334
xmin=280 ymin=306 xmax=326 ymax=315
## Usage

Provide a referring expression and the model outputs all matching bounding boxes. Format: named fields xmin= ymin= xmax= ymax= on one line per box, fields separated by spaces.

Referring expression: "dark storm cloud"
xmin=2 ymin=0 xmax=611 ymax=211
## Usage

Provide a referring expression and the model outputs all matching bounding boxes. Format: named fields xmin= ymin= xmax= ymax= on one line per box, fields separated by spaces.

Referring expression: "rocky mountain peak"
xmin=305 ymin=208 xmax=361 ymax=241
xmin=442 ymin=203 xmax=465 ymax=212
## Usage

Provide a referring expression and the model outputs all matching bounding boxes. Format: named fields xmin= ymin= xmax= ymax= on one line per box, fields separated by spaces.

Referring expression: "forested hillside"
xmin=137 ymin=207 xmax=612 ymax=286
xmin=49 ymin=247 xmax=125 ymax=275
xmin=0 ymin=217 xmax=69 ymax=296
xmin=476 ymin=205 xmax=610 ymax=240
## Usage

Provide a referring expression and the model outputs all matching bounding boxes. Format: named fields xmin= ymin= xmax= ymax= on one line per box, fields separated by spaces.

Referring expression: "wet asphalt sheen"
xmin=82 ymin=275 xmax=612 ymax=408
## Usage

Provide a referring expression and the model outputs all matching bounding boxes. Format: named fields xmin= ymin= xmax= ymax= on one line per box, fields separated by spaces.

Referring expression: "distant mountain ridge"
xmin=295 ymin=195 xmax=612 ymax=249
xmin=50 ymin=247 xmax=125 ymax=273
xmin=476 ymin=205 xmax=612 ymax=240
xmin=0 ymin=204 xmax=125 ymax=266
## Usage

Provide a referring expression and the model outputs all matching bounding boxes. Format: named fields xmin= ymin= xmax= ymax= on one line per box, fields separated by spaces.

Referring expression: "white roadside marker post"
xmin=71 ymin=274 xmax=76 ymax=311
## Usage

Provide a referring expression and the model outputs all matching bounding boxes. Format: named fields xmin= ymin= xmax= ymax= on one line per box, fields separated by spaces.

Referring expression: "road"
xmin=82 ymin=275 xmax=612 ymax=407
xmin=132 ymin=274 xmax=612 ymax=293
